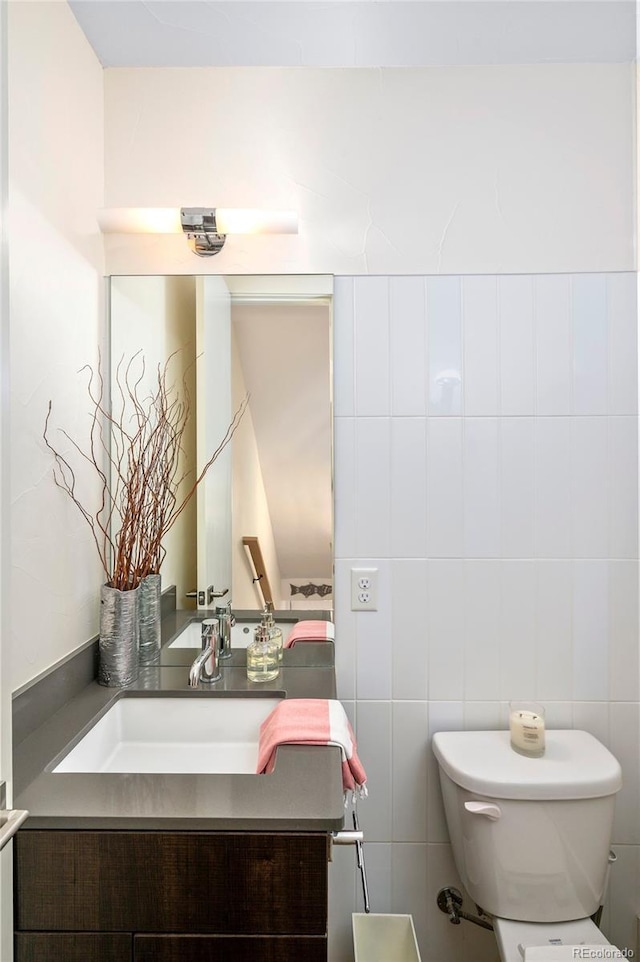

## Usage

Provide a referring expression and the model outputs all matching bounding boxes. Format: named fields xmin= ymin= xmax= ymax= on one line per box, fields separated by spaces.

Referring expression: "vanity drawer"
xmin=15 ymin=830 xmax=329 ymax=935
xmin=15 ymin=932 xmax=132 ymax=962
xmin=133 ymin=934 xmax=327 ymax=961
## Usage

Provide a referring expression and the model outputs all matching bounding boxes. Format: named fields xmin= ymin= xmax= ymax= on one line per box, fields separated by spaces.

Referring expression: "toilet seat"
xmin=493 ymin=916 xmax=618 ymax=962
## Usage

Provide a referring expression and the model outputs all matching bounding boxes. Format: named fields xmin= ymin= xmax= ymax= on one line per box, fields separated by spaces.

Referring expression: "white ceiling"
xmin=69 ymin=1 xmax=636 ymax=68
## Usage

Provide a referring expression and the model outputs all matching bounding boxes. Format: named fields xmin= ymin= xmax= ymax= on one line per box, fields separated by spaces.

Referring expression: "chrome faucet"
xmin=215 ymin=602 xmax=235 ymax=660
xmin=189 ymin=619 xmax=222 ymax=687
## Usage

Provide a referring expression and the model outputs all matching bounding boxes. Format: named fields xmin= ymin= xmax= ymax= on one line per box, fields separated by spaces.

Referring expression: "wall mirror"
xmin=109 ymin=274 xmax=333 ymax=616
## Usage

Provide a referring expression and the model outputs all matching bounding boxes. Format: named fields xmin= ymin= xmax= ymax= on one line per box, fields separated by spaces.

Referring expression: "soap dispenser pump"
xmin=246 ymin=623 xmax=280 ymax=683
xmin=262 ymin=603 xmax=284 ymax=663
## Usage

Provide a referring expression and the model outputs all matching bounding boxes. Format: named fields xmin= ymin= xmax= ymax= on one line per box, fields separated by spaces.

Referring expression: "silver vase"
xmin=138 ymin=573 xmax=162 ymax=664
xmin=98 ymin=583 xmax=140 ymax=687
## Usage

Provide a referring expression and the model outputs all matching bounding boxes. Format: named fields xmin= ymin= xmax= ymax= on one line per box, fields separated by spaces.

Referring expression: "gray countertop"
xmin=14 ymin=617 xmax=345 ymax=833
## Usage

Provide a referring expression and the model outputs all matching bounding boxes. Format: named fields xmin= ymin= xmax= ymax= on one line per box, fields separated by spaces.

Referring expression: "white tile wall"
xmin=500 ymin=418 xmax=536 ymax=557
xmin=332 ymin=272 xmax=639 ymax=962
xmin=462 ymin=276 xmax=499 ymax=417
xmin=390 ymin=276 xmax=428 ymax=416
xmin=391 ymin=418 xmax=427 ymax=557
xmin=534 ymin=274 xmax=573 ymax=416
xmin=426 ymin=419 xmax=464 ymax=557
xmin=427 ymin=277 xmax=463 ymax=417
xmin=463 ymin=419 xmax=500 ymax=557
xmin=499 ymin=275 xmax=535 ymax=415
xmin=572 ymin=274 xmax=608 ymax=416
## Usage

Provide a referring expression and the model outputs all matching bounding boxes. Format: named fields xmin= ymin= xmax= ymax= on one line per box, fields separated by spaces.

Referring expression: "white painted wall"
xmin=103 ymin=64 xmax=634 ymax=277
xmin=110 ymin=275 xmax=197 ymax=608
xmin=8 ymin=1 xmax=104 ymax=692
xmin=0 ymin=2 xmax=11 ymax=956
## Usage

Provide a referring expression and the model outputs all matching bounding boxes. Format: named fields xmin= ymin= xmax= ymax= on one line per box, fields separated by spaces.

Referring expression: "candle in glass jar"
xmin=509 ymin=703 xmax=545 ymax=757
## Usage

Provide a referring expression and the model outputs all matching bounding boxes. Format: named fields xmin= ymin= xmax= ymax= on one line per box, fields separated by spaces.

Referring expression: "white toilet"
xmin=432 ymin=729 xmax=624 ymax=961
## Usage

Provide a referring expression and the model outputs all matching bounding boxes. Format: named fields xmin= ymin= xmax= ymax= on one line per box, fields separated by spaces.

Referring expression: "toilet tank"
xmin=432 ymin=730 xmax=622 ymax=923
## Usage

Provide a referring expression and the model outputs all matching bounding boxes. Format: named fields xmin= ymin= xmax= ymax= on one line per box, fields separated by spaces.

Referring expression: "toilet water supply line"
xmin=437 ymin=887 xmax=494 ymax=931
xmin=332 ymin=810 xmax=370 ymax=913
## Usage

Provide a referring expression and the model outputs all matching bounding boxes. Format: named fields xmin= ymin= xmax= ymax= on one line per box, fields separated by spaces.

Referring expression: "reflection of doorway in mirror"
xmin=228 ymin=276 xmax=333 ymax=612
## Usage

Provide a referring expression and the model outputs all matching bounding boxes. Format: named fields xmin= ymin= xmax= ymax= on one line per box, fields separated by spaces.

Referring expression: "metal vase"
xmin=98 ymin=584 xmax=140 ymax=687
xmin=138 ymin=573 xmax=162 ymax=664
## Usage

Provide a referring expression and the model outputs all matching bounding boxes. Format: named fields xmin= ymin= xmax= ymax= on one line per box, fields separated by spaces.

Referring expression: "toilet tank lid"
xmin=432 ymin=730 xmax=622 ymax=800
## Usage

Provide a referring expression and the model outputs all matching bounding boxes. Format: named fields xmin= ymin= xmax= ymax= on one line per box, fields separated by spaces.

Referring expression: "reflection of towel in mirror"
xmin=256 ymin=698 xmax=368 ymax=801
xmin=284 ymin=620 xmax=335 ymax=648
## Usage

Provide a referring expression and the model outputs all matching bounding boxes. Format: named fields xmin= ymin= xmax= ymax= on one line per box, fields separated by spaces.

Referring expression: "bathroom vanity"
xmin=15 ymin=830 xmax=329 ymax=961
xmin=12 ymin=607 xmax=343 ymax=962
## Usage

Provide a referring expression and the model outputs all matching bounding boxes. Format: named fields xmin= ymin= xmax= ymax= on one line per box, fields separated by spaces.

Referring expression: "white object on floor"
xmin=352 ymin=914 xmax=421 ymax=962
xmin=492 ymin=896 xmax=620 ymax=961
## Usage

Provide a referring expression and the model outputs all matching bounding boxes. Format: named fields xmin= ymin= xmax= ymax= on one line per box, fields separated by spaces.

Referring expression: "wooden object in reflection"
xmin=242 ymin=536 xmax=274 ymax=607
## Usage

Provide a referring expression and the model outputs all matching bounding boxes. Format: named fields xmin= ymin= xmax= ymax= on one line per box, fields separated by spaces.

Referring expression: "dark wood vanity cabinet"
xmin=15 ymin=933 xmax=133 ymax=962
xmin=14 ymin=830 xmax=329 ymax=962
xmin=133 ymin=935 xmax=327 ymax=961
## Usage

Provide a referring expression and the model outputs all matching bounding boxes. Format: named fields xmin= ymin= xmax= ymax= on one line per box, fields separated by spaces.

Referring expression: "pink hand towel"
xmin=256 ymin=698 xmax=368 ymax=801
xmin=284 ymin=620 xmax=335 ymax=648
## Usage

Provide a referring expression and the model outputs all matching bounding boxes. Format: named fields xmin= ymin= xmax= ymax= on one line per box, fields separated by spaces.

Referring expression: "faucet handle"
xmin=201 ymin=618 xmax=220 ymax=645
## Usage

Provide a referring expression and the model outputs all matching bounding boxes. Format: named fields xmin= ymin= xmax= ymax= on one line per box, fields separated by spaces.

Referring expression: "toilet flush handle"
xmin=464 ymin=801 xmax=502 ymax=820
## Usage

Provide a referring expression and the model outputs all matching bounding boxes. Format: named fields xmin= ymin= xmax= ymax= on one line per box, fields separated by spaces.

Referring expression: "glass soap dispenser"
xmin=263 ymin=603 xmax=284 ymax=663
xmin=246 ymin=623 xmax=280 ymax=683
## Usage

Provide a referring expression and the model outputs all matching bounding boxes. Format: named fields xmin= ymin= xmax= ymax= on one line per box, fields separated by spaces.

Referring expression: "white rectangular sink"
xmin=168 ymin=620 xmax=293 ymax=649
xmin=53 ymin=696 xmax=282 ymax=775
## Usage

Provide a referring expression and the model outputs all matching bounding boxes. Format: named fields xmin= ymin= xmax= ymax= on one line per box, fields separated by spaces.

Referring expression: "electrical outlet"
xmin=351 ymin=567 xmax=378 ymax=611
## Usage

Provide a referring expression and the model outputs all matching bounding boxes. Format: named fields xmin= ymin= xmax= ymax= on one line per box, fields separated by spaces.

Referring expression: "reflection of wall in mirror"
xmin=231 ymin=328 xmax=282 ymax=607
xmin=196 ymin=277 xmax=233 ymax=604
xmin=285 ymin=579 xmax=333 ymax=611
xmin=230 ymin=294 xmax=333 ymax=611
xmin=110 ymin=275 xmax=197 ymax=606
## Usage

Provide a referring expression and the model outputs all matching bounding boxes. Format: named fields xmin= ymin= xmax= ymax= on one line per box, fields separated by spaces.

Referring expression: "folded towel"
xmin=284 ymin=620 xmax=335 ymax=648
xmin=256 ymin=698 xmax=368 ymax=801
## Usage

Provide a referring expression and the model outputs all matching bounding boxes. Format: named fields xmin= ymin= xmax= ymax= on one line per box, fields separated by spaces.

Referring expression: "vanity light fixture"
xmin=97 ymin=207 xmax=298 ymax=257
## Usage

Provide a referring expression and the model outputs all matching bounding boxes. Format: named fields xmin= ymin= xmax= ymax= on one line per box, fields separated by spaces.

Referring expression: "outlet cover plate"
xmin=350 ymin=567 xmax=378 ymax=611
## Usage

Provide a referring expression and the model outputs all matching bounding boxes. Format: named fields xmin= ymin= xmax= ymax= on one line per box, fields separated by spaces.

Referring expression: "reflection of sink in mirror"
xmin=167 ymin=620 xmax=293 ymax=649
xmin=53 ymin=696 xmax=283 ymax=775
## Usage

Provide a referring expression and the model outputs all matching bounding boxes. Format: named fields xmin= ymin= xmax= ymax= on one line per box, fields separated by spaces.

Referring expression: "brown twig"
xmin=43 ymin=352 xmax=247 ymax=592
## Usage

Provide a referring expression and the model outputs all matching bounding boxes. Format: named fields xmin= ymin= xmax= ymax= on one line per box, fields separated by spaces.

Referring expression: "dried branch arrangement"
xmin=44 ymin=352 xmax=247 ymax=592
